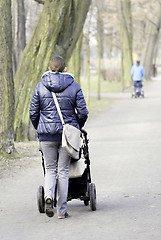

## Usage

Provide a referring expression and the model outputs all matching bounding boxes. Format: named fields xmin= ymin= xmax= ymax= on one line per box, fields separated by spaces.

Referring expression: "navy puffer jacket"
xmin=29 ymin=71 xmax=88 ymax=142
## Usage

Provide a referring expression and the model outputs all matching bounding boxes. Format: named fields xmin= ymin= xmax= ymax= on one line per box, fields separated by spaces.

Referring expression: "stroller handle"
xmin=81 ymin=128 xmax=87 ymax=136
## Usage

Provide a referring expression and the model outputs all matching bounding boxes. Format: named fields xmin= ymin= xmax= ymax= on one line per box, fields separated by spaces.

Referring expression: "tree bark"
xmin=117 ymin=0 xmax=133 ymax=90
xmin=0 ymin=0 xmax=15 ymax=157
xmin=14 ymin=0 xmax=91 ymax=141
xmin=12 ymin=0 xmax=26 ymax=74
xmin=141 ymin=4 xmax=161 ymax=80
xmin=87 ymin=32 xmax=91 ymax=106
xmin=68 ymin=32 xmax=83 ymax=85
xmin=96 ymin=0 xmax=104 ymax=100
xmin=34 ymin=0 xmax=44 ymax=4
xmin=83 ymin=4 xmax=93 ymax=106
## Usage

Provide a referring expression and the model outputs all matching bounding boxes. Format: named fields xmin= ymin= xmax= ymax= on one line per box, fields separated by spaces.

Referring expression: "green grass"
xmin=80 ymin=75 xmax=122 ymax=94
xmin=86 ymin=97 xmax=116 ymax=115
xmin=80 ymin=74 xmax=121 ymax=114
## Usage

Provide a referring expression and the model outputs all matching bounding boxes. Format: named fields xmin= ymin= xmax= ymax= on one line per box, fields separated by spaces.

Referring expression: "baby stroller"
xmin=37 ymin=129 xmax=97 ymax=213
xmin=132 ymin=81 xmax=144 ymax=98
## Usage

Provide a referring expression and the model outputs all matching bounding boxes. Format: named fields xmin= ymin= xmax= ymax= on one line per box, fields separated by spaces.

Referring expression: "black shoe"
xmin=45 ymin=197 xmax=54 ymax=217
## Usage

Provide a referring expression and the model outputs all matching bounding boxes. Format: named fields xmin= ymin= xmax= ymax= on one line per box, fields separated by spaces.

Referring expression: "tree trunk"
xmin=0 ymin=0 xmax=15 ymax=157
xmin=12 ymin=0 xmax=26 ymax=75
xmin=96 ymin=0 xmax=104 ymax=100
xmin=14 ymin=0 xmax=91 ymax=141
xmin=24 ymin=0 xmax=43 ymax=44
xmin=141 ymin=4 xmax=161 ymax=80
xmin=117 ymin=0 xmax=133 ymax=90
xmin=84 ymin=4 xmax=93 ymax=106
xmin=142 ymin=28 xmax=160 ymax=80
xmin=87 ymin=34 xmax=91 ymax=106
xmin=97 ymin=49 xmax=101 ymax=100
xmin=68 ymin=31 xmax=83 ymax=85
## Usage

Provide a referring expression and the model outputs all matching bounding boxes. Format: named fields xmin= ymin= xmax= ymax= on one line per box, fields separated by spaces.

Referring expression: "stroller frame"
xmin=37 ymin=129 xmax=96 ymax=213
xmin=132 ymin=81 xmax=144 ymax=98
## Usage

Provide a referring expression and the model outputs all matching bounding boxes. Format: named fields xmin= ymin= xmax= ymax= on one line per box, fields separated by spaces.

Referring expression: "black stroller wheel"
xmin=37 ymin=185 xmax=45 ymax=213
xmin=131 ymin=93 xmax=135 ymax=98
xmin=84 ymin=200 xmax=89 ymax=206
xmin=89 ymin=183 xmax=96 ymax=211
xmin=141 ymin=91 xmax=144 ymax=98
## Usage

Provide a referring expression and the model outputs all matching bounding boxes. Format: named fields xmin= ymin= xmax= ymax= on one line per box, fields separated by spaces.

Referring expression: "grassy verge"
xmin=86 ymin=97 xmax=116 ymax=116
xmin=80 ymin=75 xmax=121 ymax=114
xmin=80 ymin=75 xmax=123 ymax=94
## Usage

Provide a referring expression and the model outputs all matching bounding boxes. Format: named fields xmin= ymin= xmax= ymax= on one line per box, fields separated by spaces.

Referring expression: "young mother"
xmin=30 ymin=56 xmax=88 ymax=219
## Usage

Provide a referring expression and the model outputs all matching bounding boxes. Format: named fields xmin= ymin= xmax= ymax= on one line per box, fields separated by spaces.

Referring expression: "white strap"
xmin=52 ymin=92 xmax=65 ymax=125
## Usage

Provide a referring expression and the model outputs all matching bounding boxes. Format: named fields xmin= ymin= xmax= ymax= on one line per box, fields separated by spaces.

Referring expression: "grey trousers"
xmin=40 ymin=141 xmax=70 ymax=215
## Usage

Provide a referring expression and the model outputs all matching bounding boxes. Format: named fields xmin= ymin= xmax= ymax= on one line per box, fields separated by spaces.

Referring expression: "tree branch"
xmin=33 ymin=0 xmax=44 ymax=4
xmin=145 ymin=16 xmax=160 ymax=30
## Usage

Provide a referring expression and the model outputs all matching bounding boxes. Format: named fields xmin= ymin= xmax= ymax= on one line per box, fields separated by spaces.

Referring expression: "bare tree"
xmin=14 ymin=0 xmax=91 ymax=141
xmin=141 ymin=1 xmax=161 ymax=79
xmin=96 ymin=0 xmax=121 ymax=83
xmin=12 ymin=0 xmax=26 ymax=74
xmin=82 ymin=2 xmax=95 ymax=106
xmin=68 ymin=32 xmax=83 ymax=85
xmin=0 ymin=0 xmax=15 ymax=157
xmin=96 ymin=0 xmax=104 ymax=99
xmin=130 ymin=0 xmax=161 ymax=79
xmin=117 ymin=0 xmax=133 ymax=90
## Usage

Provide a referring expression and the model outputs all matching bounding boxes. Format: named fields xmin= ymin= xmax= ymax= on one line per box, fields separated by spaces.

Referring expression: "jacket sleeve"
xmin=75 ymin=87 xmax=88 ymax=128
xmin=141 ymin=66 xmax=144 ymax=77
xmin=29 ymin=85 xmax=40 ymax=130
xmin=131 ymin=66 xmax=134 ymax=77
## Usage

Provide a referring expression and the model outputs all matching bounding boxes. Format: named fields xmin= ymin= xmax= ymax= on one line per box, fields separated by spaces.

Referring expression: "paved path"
xmin=1 ymin=78 xmax=161 ymax=240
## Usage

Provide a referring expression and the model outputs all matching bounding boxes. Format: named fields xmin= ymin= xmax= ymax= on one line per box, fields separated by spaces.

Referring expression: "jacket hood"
xmin=42 ymin=71 xmax=74 ymax=93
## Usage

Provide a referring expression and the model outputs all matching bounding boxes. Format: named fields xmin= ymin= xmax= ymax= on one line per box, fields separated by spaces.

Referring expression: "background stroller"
xmin=132 ymin=81 xmax=144 ymax=98
xmin=37 ymin=129 xmax=97 ymax=213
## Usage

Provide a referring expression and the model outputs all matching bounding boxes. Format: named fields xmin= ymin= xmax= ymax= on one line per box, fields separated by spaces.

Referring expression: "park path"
xmin=1 ymin=77 xmax=161 ymax=240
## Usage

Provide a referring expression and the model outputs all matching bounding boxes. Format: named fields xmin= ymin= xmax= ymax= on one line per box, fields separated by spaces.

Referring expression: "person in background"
xmin=29 ymin=56 xmax=88 ymax=219
xmin=131 ymin=60 xmax=144 ymax=97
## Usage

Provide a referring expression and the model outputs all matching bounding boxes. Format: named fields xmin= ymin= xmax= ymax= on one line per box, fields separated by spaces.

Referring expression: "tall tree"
xmin=68 ymin=31 xmax=83 ymax=85
xmin=117 ymin=0 xmax=133 ymax=90
xmin=83 ymin=3 xmax=94 ymax=106
xmin=0 ymin=0 xmax=15 ymax=157
xmin=96 ymin=0 xmax=104 ymax=99
xmin=141 ymin=1 xmax=161 ymax=80
xmin=14 ymin=0 xmax=91 ymax=141
xmin=12 ymin=0 xmax=26 ymax=74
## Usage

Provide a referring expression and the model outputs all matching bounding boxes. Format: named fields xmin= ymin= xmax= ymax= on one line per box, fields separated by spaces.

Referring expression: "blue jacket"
xmin=29 ymin=71 xmax=88 ymax=141
xmin=131 ymin=64 xmax=144 ymax=81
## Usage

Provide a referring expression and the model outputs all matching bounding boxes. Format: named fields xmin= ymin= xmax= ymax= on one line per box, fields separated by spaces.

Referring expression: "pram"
xmin=131 ymin=81 xmax=144 ymax=98
xmin=37 ymin=129 xmax=97 ymax=213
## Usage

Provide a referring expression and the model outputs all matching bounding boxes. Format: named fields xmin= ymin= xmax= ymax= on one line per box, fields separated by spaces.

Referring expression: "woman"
xmin=30 ymin=56 xmax=88 ymax=218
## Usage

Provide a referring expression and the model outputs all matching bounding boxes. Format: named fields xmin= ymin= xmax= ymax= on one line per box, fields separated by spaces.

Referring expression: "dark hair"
xmin=49 ymin=56 xmax=66 ymax=74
